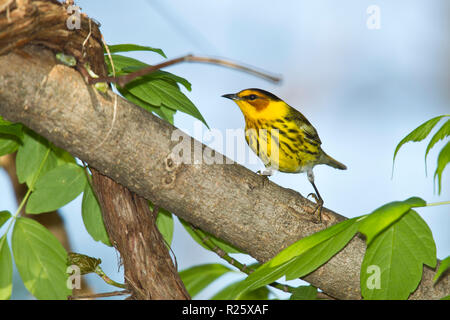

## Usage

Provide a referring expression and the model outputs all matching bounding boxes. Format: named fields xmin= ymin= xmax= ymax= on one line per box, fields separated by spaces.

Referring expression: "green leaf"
xmin=159 ymin=106 xmax=176 ymax=124
xmin=125 ymin=77 xmax=163 ymax=106
xmin=211 ymin=281 xmax=241 ymax=300
xmin=133 ymin=79 xmax=206 ymax=127
xmin=425 ymin=119 xmax=450 ymax=165
xmin=0 ymin=123 xmax=23 ymax=139
xmin=50 ymin=145 xmax=76 ymax=166
xmin=81 ymin=183 xmax=111 ymax=246
xmin=290 ymin=285 xmax=317 ymax=300
xmin=156 ymin=208 xmax=174 ymax=246
xmin=26 ymin=163 xmax=86 ymax=214
xmin=434 ymin=256 xmax=450 ymax=282
xmin=0 ymin=211 xmax=11 ymax=228
xmin=237 ymin=286 xmax=270 ymax=300
xmin=12 ymin=217 xmax=70 ymax=300
xmin=147 ymin=70 xmax=192 ymax=92
xmin=122 ymin=67 xmax=192 ymax=92
xmin=434 ymin=141 xmax=450 ymax=194
xmin=358 ymin=197 xmax=427 ymax=245
xmin=179 ymin=264 xmax=233 ymax=298
xmin=441 ymin=295 xmax=450 ymax=300
xmin=282 ymin=219 xmax=359 ymax=281
xmin=393 ymin=115 xmax=447 ymax=164
xmin=16 ymin=130 xmax=57 ymax=188
xmin=0 ymin=116 xmax=12 ymax=125
xmin=106 ymin=44 xmax=167 ymax=58
xmin=361 ymin=210 xmax=436 ymax=300
xmin=106 ymin=54 xmax=207 ymax=125
xmin=0 ymin=134 xmax=20 ymax=157
xmin=119 ymin=87 xmax=175 ymax=124
xmin=269 ymin=217 xmax=360 ymax=268
xmin=107 ymin=54 xmax=208 ymax=126
xmin=212 ymin=280 xmax=270 ymax=300
xmin=0 ymin=235 xmax=13 ymax=300
xmin=106 ymin=54 xmax=147 ymax=73
xmin=107 ymin=55 xmax=191 ymax=91
xmin=232 ymin=218 xmax=359 ymax=299
xmin=67 ymin=252 xmax=102 ymax=275
xmin=118 ymin=87 xmax=160 ymax=113
xmin=180 ymin=218 xmax=241 ymax=254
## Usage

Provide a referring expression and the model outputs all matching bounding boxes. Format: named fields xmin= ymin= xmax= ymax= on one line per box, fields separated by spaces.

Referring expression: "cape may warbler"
xmin=222 ymin=88 xmax=346 ymax=221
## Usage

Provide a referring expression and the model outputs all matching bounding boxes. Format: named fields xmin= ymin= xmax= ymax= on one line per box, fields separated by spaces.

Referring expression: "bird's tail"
xmin=320 ymin=152 xmax=347 ymax=170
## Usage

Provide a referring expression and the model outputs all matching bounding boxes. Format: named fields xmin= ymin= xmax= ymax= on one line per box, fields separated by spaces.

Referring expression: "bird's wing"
xmin=289 ymin=108 xmax=322 ymax=145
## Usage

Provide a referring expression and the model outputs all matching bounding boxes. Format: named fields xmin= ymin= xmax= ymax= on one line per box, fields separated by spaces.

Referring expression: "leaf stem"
xmin=95 ymin=265 xmax=126 ymax=289
xmin=1 ymin=146 xmax=51 ymax=235
xmin=188 ymin=223 xmax=294 ymax=295
xmin=1 ymin=189 xmax=31 ymax=237
xmin=29 ymin=147 xmax=51 ymax=189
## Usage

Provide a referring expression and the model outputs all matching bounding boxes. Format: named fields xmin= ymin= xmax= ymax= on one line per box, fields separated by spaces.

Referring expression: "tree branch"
xmin=91 ymin=169 xmax=190 ymax=299
xmin=0 ymin=46 xmax=447 ymax=299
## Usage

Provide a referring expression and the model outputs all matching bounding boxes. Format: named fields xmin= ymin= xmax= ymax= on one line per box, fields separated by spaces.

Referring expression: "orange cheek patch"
xmin=248 ymin=99 xmax=269 ymax=111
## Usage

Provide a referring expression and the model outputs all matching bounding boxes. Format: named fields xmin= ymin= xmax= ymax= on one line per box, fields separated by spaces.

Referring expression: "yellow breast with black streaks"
xmin=244 ymin=115 xmax=320 ymax=173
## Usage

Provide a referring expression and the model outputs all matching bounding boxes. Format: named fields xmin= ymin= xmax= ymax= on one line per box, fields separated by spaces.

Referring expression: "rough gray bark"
xmin=0 ymin=46 xmax=448 ymax=300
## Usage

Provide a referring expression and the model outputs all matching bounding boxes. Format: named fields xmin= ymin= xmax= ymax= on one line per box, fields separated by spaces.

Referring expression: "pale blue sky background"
xmin=1 ymin=0 xmax=448 ymax=299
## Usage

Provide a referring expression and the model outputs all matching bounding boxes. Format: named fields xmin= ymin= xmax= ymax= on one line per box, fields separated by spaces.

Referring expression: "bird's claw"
xmin=307 ymin=193 xmax=324 ymax=223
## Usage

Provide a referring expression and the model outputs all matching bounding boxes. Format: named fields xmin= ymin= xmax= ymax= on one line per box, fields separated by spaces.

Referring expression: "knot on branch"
xmin=164 ymin=153 xmax=179 ymax=172
xmin=161 ymin=153 xmax=184 ymax=189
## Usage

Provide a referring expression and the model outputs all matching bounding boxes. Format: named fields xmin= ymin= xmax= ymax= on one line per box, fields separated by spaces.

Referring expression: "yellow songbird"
xmin=222 ymin=88 xmax=346 ymax=221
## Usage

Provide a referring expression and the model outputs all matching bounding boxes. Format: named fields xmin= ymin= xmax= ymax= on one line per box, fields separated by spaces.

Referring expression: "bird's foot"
xmin=256 ymin=170 xmax=271 ymax=187
xmin=307 ymin=192 xmax=324 ymax=223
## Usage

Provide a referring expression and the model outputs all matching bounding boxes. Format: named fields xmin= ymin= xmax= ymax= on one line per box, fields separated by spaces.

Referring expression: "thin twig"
xmin=188 ymin=56 xmax=282 ymax=83
xmin=68 ymin=290 xmax=130 ymax=300
xmin=189 ymin=223 xmax=292 ymax=295
xmin=89 ymin=54 xmax=282 ymax=87
xmin=92 ymin=36 xmax=118 ymax=151
xmin=426 ymin=201 xmax=450 ymax=207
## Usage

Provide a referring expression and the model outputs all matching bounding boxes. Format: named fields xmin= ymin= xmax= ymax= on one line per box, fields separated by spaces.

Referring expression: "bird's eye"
xmin=248 ymin=94 xmax=257 ymax=101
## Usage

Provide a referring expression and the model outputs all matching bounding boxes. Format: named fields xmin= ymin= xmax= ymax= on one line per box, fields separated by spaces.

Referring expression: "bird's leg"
xmin=256 ymin=168 xmax=273 ymax=186
xmin=307 ymin=169 xmax=324 ymax=223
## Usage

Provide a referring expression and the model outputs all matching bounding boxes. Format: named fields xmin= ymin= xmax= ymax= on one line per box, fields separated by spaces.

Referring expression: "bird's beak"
xmin=221 ymin=93 xmax=241 ymax=101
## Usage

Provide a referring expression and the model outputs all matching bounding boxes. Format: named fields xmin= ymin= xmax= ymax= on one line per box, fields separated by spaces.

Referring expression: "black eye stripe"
xmin=246 ymin=94 xmax=258 ymax=100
